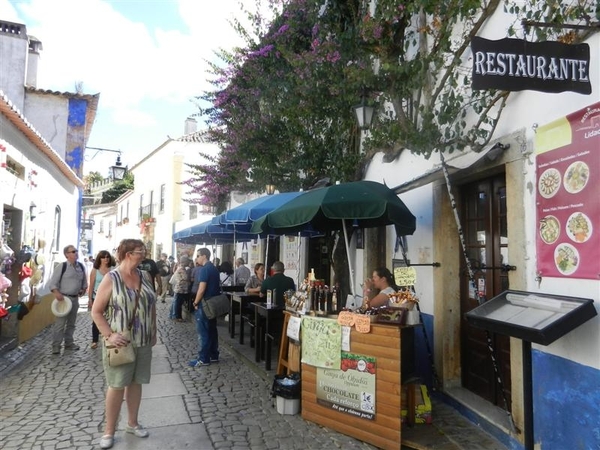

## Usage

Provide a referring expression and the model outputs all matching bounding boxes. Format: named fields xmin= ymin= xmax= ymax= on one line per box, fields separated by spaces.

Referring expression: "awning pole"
xmin=265 ymin=236 xmax=270 ymax=278
xmin=297 ymin=232 xmax=301 ymax=288
xmin=342 ymin=220 xmax=356 ymax=297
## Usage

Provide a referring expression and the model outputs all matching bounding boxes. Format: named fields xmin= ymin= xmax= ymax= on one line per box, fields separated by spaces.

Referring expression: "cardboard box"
xmin=276 ymin=396 xmax=300 ymax=415
xmin=401 ymin=384 xmax=432 ymax=424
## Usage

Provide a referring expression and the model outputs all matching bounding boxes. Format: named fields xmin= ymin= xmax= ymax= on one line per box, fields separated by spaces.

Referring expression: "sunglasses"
xmin=67 ymin=250 xmax=78 ymax=254
xmin=101 ymin=256 xmax=111 ymax=259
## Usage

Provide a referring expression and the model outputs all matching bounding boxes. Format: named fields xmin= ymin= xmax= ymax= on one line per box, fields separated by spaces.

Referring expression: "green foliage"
xmin=101 ymin=172 xmax=134 ymax=204
xmin=84 ymin=171 xmax=104 ymax=185
xmin=189 ymin=0 xmax=598 ymax=208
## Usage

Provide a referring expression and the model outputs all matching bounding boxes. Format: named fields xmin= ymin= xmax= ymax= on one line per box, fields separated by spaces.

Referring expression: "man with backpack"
xmin=48 ymin=245 xmax=87 ymax=355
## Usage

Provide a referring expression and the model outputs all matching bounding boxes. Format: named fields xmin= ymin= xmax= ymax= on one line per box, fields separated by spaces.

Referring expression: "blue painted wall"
xmin=533 ymin=349 xmax=600 ymax=450
xmin=413 ymin=311 xmax=435 ymax=388
xmin=66 ymin=98 xmax=87 ymax=178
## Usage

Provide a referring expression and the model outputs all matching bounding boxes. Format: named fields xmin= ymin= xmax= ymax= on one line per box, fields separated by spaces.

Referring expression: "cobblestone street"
xmin=0 ymin=299 xmax=508 ymax=449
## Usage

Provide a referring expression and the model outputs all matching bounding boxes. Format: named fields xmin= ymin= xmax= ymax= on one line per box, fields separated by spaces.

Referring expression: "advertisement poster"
xmin=283 ymin=236 xmax=299 ymax=271
xmin=301 ymin=316 xmax=341 ymax=369
xmin=535 ymin=102 xmax=600 ymax=279
xmin=316 ymin=352 xmax=377 ymax=420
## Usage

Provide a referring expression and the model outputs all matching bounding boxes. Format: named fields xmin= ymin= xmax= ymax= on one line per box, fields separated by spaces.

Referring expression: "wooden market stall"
xmin=278 ymin=311 xmax=416 ymax=450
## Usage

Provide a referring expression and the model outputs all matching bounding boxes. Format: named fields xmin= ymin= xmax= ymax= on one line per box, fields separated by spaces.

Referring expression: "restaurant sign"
xmin=316 ymin=352 xmax=376 ymax=420
xmin=471 ymin=37 xmax=591 ymax=94
xmin=535 ymin=102 xmax=600 ymax=279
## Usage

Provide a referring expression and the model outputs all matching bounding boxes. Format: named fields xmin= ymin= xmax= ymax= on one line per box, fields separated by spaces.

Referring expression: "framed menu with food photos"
xmin=535 ymin=101 xmax=599 ymax=279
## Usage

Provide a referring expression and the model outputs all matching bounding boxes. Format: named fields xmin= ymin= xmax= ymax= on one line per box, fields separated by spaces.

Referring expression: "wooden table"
xmin=251 ymin=302 xmax=284 ymax=370
xmin=229 ymin=292 xmax=261 ymax=343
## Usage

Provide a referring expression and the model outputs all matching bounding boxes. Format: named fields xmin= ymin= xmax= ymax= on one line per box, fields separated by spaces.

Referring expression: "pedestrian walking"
xmin=86 ymin=250 xmax=115 ymax=349
xmin=138 ymin=250 xmax=161 ymax=294
xmin=189 ymin=247 xmax=221 ymax=367
xmin=156 ymin=253 xmax=171 ymax=303
xmin=91 ymin=239 xmax=157 ymax=449
xmin=48 ymin=245 xmax=87 ymax=354
xmin=169 ymin=255 xmax=190 ymax=322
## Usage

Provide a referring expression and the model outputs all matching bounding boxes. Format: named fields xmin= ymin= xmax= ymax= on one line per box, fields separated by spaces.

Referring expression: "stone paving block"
xmin=142 ymin=372 xmax=186 ymax=398
xmin=149 ymin=355 xmax=171 ymax=374
xmin=119 ymin=395 xmax=191 ymax=429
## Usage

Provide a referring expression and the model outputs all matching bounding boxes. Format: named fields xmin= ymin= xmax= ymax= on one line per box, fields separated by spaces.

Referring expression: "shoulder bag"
xmin=105 ymin=275 xmax=140 ymax=367
xmin=201 ymin=293 xmax=230 ymax=320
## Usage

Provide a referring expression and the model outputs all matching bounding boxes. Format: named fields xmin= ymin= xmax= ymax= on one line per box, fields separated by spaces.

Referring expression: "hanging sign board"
xmin=535 ymin=102 xmax=600 ymax=279
xmin=471 ymin=37 xmax=591 ymax=94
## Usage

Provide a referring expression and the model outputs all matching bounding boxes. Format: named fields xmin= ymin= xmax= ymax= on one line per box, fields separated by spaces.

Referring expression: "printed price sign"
xmin=337 ymin=311 xmax=355 ymax=327
xmin=287 ymin=316 xmax=301 ymax=341
xmin=354 ymin=315 xmax=371 ymax=334
xmin=394 ymin=267 xmax=417 ymax=287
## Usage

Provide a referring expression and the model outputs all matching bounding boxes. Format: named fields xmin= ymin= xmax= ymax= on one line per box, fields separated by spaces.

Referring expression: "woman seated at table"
xmin=244 ymin=263 xmax=265 ymax=294
xmin=362 ymin=267 xmax=398 ymax=308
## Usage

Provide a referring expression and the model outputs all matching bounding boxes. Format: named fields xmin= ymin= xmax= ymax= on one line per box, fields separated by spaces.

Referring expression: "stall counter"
xmin=300 ymin=321 xmax=411 ymax=450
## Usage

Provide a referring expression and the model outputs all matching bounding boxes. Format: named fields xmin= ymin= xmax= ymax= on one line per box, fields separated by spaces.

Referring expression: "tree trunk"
xmin=329 ymin=231 xmax=351 ymax=305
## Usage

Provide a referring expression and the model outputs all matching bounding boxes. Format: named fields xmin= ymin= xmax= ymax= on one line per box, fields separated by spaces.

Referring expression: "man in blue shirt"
xmin=189 ymin=248 xmax=221 ymax=367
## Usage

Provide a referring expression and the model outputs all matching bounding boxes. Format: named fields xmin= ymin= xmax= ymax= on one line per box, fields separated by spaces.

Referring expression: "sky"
xmin=2 ymin=0 xmax=262 ymax=176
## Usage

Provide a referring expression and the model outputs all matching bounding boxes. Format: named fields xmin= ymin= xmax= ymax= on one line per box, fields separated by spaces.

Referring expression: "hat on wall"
xmin=34 ymin=253 xmax=45 ymax=266
xmin=51 ymin=297 xmax=72 ymax=317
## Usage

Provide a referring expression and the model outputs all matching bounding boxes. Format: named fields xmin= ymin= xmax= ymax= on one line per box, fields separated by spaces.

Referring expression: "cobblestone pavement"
xmin=0 ymin=299 xmax=509 ymax=449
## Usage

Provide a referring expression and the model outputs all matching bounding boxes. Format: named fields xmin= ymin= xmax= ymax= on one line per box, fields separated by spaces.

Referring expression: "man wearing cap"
xmin=260 ymin=261 xmax=295 ymax=307
xmin=48 ymin=245 xmax=88 ymax=354
xmin=234 ymin=257 xmax=251 ymax=286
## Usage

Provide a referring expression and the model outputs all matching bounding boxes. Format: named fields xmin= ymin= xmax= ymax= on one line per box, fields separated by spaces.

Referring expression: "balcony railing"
xmin=139 ymin=204 xmax=157 ymax=223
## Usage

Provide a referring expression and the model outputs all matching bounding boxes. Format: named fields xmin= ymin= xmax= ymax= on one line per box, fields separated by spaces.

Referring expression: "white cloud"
xmin=1 ymin=0 xmax=269 ymax=171
xmin=4 ymin=0 xmax=257 ymax=120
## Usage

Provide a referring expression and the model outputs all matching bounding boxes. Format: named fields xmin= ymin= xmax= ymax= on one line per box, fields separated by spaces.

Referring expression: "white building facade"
xmin=0 ymin=20 xmax=98 ymax=346
xmin=356 ymin=12 xmax=600 ymax=450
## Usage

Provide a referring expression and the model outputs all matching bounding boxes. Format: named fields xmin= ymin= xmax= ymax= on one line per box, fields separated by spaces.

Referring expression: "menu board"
xmin=535 ymin=102 xmax=600 ymax=279
xmin=301 ymin=316 xmax=342 ymax=369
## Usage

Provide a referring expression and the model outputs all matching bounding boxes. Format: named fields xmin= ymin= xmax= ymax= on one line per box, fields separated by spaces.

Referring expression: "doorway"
xmin=459 ymin=174 xmax=511 ymax=409
xmin=307 ymin=236 xmax=331 ymax=286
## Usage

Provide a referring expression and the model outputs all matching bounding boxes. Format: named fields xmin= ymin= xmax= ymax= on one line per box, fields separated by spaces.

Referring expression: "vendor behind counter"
xmin=362 ymin=267 xmax=398 ymax=308
xmin=260 ymin=261 xmax=296 ymax=307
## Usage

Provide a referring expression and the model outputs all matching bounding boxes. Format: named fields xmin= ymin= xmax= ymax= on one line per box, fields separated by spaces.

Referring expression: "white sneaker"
xmin=125 ymin=424 xmax=149 ymax=438
xmin=99 ymin=435 xmax=114 ymax=449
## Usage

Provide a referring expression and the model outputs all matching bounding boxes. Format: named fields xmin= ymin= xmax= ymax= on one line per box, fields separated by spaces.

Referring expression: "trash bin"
xmin=271 ymin=373 xmax=301 ymax=415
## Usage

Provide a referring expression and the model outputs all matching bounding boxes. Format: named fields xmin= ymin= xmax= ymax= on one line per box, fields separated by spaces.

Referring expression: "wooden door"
xmin=460 ymin=175 xmax=511 ymax=409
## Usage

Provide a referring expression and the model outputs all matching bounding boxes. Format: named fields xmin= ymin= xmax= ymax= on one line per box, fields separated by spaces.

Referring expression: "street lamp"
xmin=110 ymin=156 xmax=127 ymax=180
xmin=353 ymin=89 xmax=375 ymax=130
xmin=85 ymin=146 xmax=127 ymax=180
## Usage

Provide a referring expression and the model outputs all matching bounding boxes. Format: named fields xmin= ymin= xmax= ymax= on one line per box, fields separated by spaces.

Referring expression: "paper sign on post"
xmin=394 ymin=266 xmax=417 ymax=287
xmin=287 ymin=316 xmax=302 ymax=341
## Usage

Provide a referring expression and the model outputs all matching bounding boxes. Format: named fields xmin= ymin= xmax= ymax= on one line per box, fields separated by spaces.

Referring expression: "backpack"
xmin=59 ymin=261 xmax=86 ymax=290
